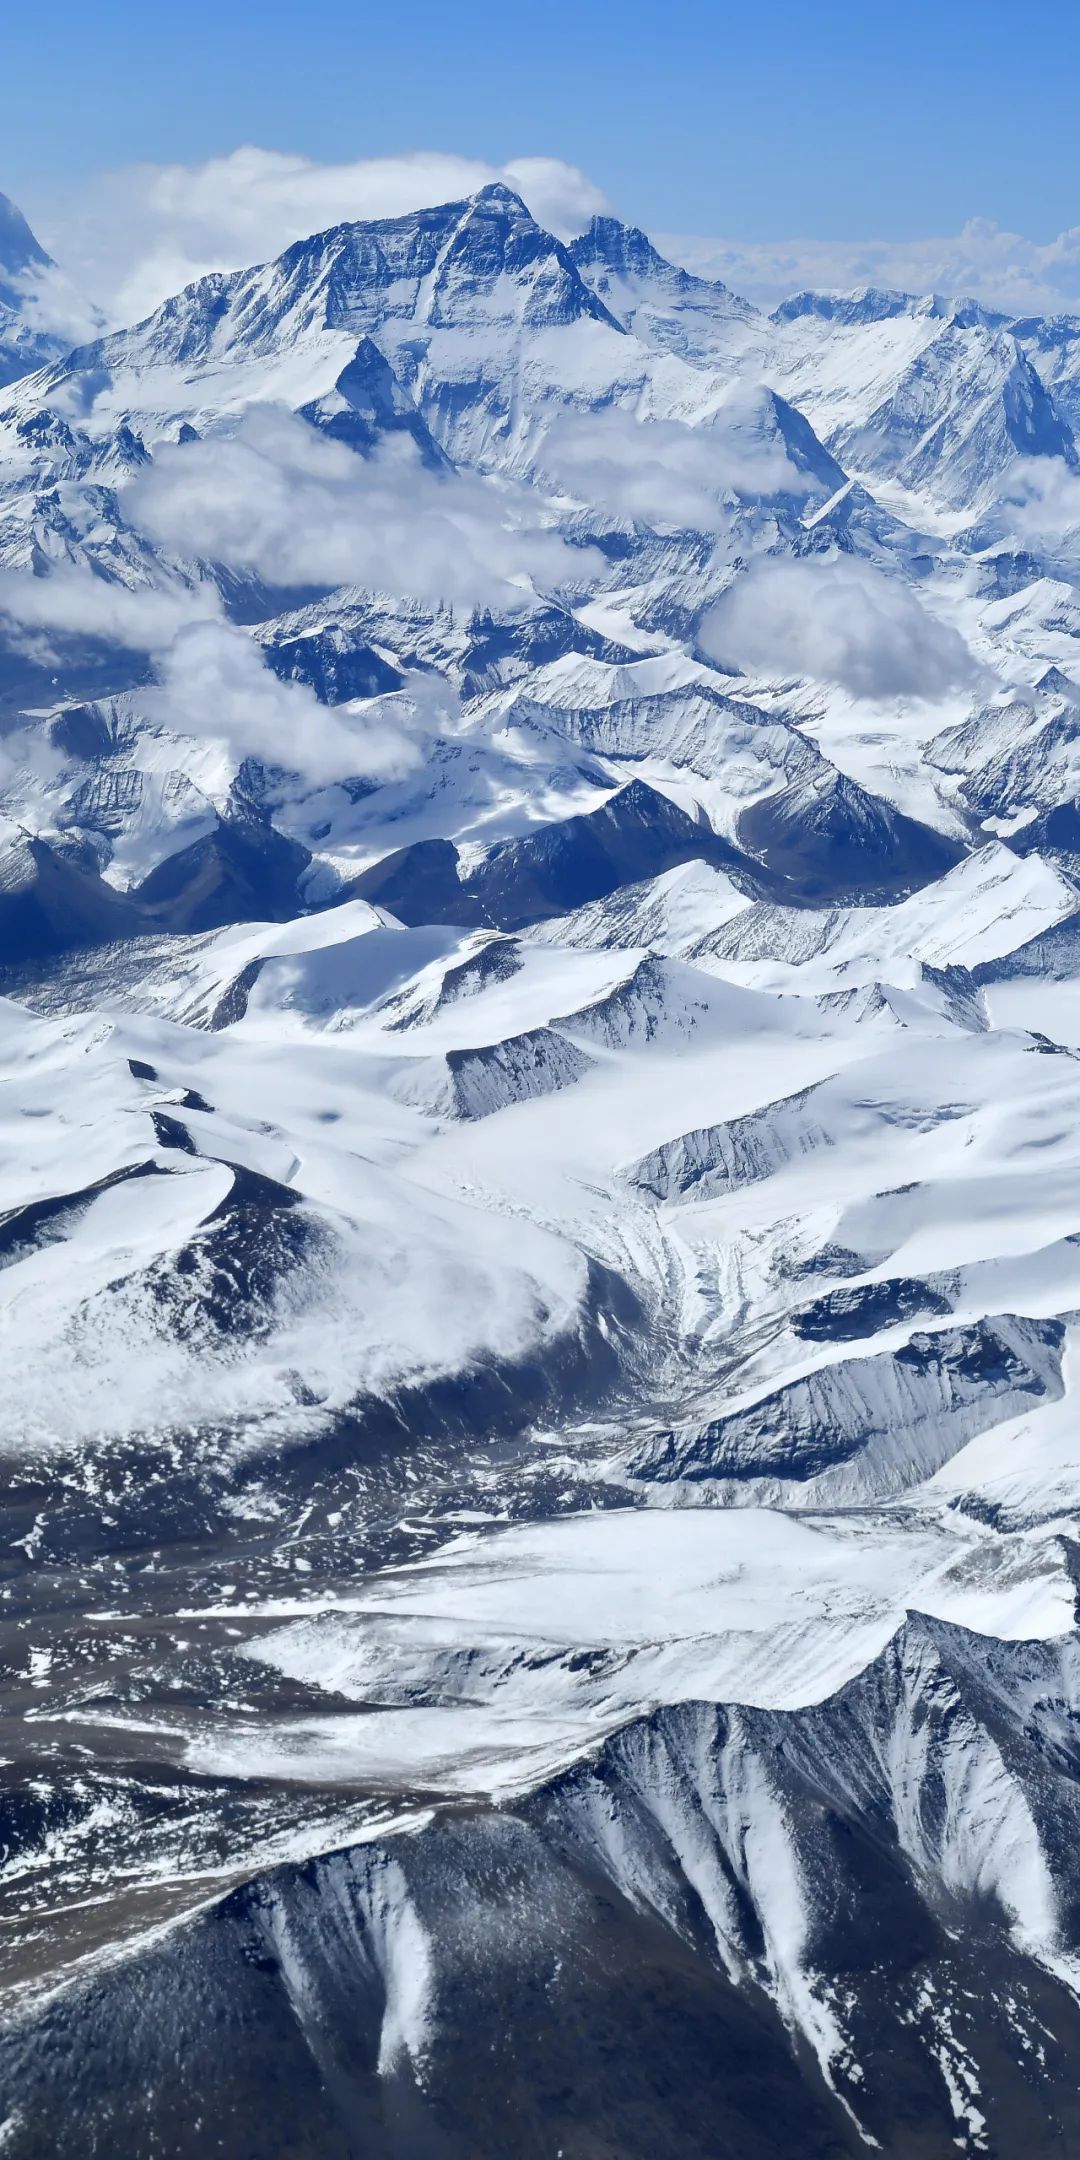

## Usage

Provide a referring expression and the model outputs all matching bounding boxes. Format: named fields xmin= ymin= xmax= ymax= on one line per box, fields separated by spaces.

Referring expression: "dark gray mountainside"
xmin=6 ymin=1618 xmax=1080 ymax=2159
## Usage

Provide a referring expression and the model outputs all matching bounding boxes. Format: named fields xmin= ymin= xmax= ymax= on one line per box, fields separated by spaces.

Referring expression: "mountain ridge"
xmin=3 ymin=166 xmax=1080 ymax=2158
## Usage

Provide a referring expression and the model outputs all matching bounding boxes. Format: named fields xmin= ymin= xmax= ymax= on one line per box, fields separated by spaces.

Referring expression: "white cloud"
xmin=147 ymin=620 xmax=425 ymax=788
xmin=0 ymin=561 xmax=423 ymax=788
xmin=0 ymin=566 xmax=211 ymax=651
xmin=127 ymin=405 xmax=601 ymax=608
xmin=537 ymin=394 xmax=809 ymax=532
xmin=700 ymin=555 xmax=977 ymax=702
xmin=3 ymin=259 xmax=102 ymax=347
xmin=32 ymin=147 xmax=610 ymax=326
xmin=500 ymin=159 xmax=611 ymax=242
xmin=661 ymin=217 xmax=1080 ymax=318
xmin=0 ymin=397 xmax=598 ymax=784
xmin=1000 ymin=454 xmax=1080 ymax=537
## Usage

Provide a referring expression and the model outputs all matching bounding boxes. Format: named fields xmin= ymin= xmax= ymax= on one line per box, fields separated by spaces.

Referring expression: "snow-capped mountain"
xmin=568 ymin=211 xmax=759 ymax=359
xmin=0 ymin=189 xmax=100 ymax=389
xmin=6 ymin=177 xmax=1080 ymax=2156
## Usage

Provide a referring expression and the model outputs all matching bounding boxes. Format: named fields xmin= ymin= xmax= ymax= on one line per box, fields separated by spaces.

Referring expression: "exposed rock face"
xmin=4 ymin=177 xmax=1080 ymax=2160
xmin=8 ymin=1619 xmax=1080 ymax=2158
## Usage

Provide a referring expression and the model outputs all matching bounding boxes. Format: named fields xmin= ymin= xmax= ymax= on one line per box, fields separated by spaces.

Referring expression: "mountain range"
xmin=4 ymin=176 xmax=1080 ymax=2156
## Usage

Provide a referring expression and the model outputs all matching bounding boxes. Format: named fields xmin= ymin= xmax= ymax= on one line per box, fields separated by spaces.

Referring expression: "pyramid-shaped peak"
xmin=577 ymin=214 xmax=668 ymax=265
xmin=469 ymin=181 xmax=533 ymax=215
xmin=569 ymin=214 xmax=755 ymax=330
xmin=418 ymin=185 xmax=622 ymax=331
xmin=52 ymin=163 xmax=623 ymax=381
xmin=571 ymin=214 xmax=706 ymax=290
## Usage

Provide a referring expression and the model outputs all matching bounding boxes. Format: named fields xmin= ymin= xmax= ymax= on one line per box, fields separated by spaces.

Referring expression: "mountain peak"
xmin=0 ymin=189 xmax=52 ymax=284
xmin=772 ymin=287 xmax=921 ymax=327
xmin=469 ymin=180 xmax=531 ymax=213
xmin=570 ymin=213 xmax=746 ymax=302
xmin=772 ymin=285 xmax=1011 ymax=334
xmin=572 ymin=215 xmax=676 ymax=279
xmin=35 ymin=181 xmax=625 ymax=412
xmin=0 ymin=186 xmax=98 ymax=390
xmin=568 ymin=214 xmax=756 ymax=347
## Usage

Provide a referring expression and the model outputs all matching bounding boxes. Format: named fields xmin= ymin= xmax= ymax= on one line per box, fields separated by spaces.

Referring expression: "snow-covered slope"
xmin=569 ymin=213 xmax=759 ymax=361
xmin=5 ymin=176 xmax=1080 ymax=2157
xmin=9 ymin=1613 xmax=1080 ymax=2157
xmin=766 ymin=293 xmax=1077 ymax=514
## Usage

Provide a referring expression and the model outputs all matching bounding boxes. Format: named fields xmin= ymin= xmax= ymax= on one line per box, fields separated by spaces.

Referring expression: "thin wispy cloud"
xmin=662 ymin=217 xmax=1080 ymax=317
xmin=538 ymin=396 xmax=810 ymax=532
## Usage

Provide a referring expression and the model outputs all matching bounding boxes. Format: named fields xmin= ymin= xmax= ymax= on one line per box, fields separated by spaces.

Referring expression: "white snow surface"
xmin=7 ymin=180 xmax=1080 ymax=1946
xmin=197 ymin=1505 xmax=1075 ymax=1795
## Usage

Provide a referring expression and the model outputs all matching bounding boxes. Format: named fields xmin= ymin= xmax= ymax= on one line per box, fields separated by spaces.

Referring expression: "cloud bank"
xmin=32 ymin=148 xmax=610 ymax=326
xmin=700 ymin=555 xmax=977 ymax=702
xmin=128 ymin=407 xmax=600 ymax=609
xmin=0 ymin=401 xmax=604 ymax=787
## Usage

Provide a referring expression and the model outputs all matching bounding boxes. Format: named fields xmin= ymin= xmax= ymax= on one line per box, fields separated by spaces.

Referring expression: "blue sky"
xmin=5 ymin=0 xmax=1079 ymax=242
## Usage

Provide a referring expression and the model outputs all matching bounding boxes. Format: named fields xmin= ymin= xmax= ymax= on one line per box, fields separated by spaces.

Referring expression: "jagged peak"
xmin=55 ymin=179 xmax=625 ymax=373
xmin=772 ymin=286 xmax=922 ymax=327
xmin=275 ymin=178 xmax=566 ymax=272
xmin=571 ymin=213 xmax=682 ymax=279
xmin=468 ymin=179 xmax=533 ymax=214
xmin=772 ymin=284 xmax=1005 ymax=331
xmin=570 ymin=212 xmax=757 ymax=327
